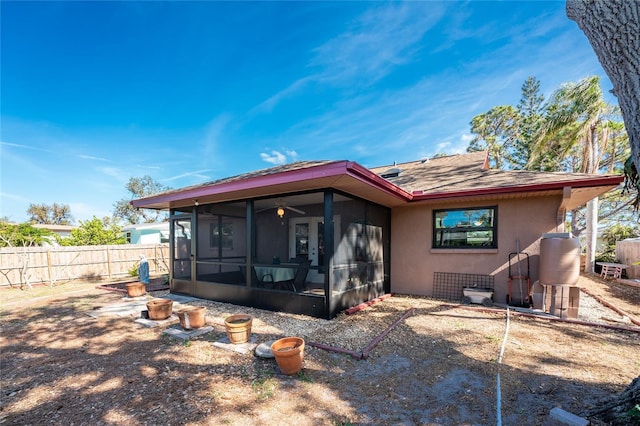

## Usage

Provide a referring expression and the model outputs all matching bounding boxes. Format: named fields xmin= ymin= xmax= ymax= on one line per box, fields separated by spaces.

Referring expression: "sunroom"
xmin=132 ymin=161 xmax=407 ymax=319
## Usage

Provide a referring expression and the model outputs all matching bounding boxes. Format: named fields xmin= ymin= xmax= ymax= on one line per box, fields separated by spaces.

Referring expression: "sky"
xmin=0 ymin=1 xmax=616 ymax=224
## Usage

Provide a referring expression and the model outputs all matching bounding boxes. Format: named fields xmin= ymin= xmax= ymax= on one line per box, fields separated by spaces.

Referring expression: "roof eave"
xmin=131 ymin=161 xmax=413 ymax=210
xmin=410 ymin=175 xmax=624 ymax=201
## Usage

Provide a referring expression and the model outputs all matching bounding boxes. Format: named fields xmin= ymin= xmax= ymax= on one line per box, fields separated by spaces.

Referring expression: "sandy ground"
xmin=1 ymin=273 xmax=639 ymax=425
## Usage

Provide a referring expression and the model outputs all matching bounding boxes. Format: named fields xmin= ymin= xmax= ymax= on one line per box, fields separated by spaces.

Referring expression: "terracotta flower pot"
xmin=125 ymin=282 xmax=146 ymax=298
xmin=271 ymin=337 xmax=305 ymax=375
xmin=177 ymin=306 xmax=207 ymax=329
xmin=224 ymin=314 xmax=253 ymax=344
xmin=146 ymin=299 xmax=173 ymax=320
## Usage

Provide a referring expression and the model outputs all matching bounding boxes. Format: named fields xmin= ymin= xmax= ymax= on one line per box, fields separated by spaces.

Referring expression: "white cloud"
xmin=164 ymin=170 xmax=212 ymax=183
xmin=460 ymin=134 xmax=474 ymax=143
xmin=78 ymin=154 xmax=110 ymax=162
xmin=260 ymin=150 xmax=288 ymax=165
xmin=254 ymin=3 xmax=446 ymax=112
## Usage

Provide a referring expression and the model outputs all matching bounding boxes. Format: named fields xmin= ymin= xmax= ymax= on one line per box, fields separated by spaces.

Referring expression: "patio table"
xmin=255 ymin=264 xmax=296 ymax=282
xmin=596 ymin=262 xmax=629 ymax=279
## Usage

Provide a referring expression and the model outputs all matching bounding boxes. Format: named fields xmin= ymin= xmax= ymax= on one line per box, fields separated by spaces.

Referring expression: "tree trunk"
xmin=566 ymin=0 xmax=640 ymax=175
xmin=585 ymin=375 xmax=640 ymax=424
xmin=567 ymin=6 xmax=640 ymax=413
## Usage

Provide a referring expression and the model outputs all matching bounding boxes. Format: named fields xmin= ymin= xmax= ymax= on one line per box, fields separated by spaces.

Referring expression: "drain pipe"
xmin=307 ymin=341 xmax=364 ymax=360
xmin=496 ymin=307 xmax=511 ymax=426
xmin=361 ymin=308 xmax=415 ymax=359
xmin=308 ymin=307 xmax=416 ymax=360
xmin=345 ymin=293 xmax=393 ymax=315
xmin=442 ymin=304 xmax=640 ymax=334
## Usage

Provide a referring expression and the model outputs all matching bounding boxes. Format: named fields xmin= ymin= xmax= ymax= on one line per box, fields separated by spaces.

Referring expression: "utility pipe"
xmin=496 ymin=308 xmax=511 ymax=426
xmin=361 ymin=307 xmax=415 ymax=359
xmin=345 ymin=293 xmax=393 ymax=315
xmin=307 ymin=341 xmax=363 ymax=360
xmin=442 ymin=304 xmax=640 ymax=334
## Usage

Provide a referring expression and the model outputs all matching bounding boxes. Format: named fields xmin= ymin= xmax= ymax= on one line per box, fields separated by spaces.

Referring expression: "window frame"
xmin=432 ymin=206 xmax=497 ymax=249
xmin=210 ymin=222 xmax=234 ymax=251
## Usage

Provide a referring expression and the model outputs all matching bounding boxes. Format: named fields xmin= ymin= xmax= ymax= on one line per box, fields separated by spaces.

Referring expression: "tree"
xmin=515 ymin=76 xmax=546 ymax=169
xmin=467 ymin=105 xmax=520 ymax=169
xmin=0 ymin=221 xmax=54 ymax=247
xmin=567 ymin=0 xmax=640 ymax=210
xmin=0 ymin=221 xmax=55 ymax=289
xmin=113 ymin=176 xmax=171 ymax=224
xmin=531 ymin=76 xmax=616 ymax=273
xmin=61 ymin=217 xmax=126 ymax=246
xmin=27 ymin=203 xmax=73 ymax=225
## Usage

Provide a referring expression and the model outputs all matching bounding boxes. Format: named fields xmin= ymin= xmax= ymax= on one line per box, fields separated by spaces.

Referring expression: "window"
xmin=433 ymin=207 xmax=497 ymax=249
xmin=210 ymin=223 xmax=234 ymax=250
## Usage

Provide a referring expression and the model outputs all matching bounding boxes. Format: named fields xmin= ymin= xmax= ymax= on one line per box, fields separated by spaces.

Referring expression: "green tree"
xmin=515 ymin=76 xmax=546 ymax=169
xmin=61 ymin=217 xmax=126 ymax=246
xmin=27 ymin=203 xmax=73 ymax=225
xmin=467 ymin=105 xmax=520 ymax=169
xmin=113 ymin=176 xmax=170 ymax=224
xmin=0 ymin=221 xmax=54 ymax=247
xmin=597 ymin=223 xmax=640 ymax=263
xmin=567 ymin=0 xmax=640 ymax=213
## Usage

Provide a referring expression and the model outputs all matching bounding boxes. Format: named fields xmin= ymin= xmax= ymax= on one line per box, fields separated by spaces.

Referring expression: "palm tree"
xmin=530 ymin=76 xmax=614 ymax=272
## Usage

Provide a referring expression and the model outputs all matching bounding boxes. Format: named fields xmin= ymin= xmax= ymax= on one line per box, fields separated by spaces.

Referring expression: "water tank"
xmin=539 ymin=233 xmax=580 ymax=285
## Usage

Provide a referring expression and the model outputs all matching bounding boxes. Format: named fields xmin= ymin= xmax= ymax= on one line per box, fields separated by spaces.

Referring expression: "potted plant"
xmin=224 ymin=314 xmax=253 ymax=344
xmin=271 ymin=337 xmax=305 ymax=375
xmin=146 ymin=299 xmax=173 ymax=320
xmin=177 ymin=306 xmax=207 ymax=329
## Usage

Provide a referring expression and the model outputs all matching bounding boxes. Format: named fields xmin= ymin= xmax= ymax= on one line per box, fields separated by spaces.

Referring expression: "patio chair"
xmin=274 ymin=260 xmax=310 ymax=292
xmin=239 ymin=265 xmax=273 ymax=288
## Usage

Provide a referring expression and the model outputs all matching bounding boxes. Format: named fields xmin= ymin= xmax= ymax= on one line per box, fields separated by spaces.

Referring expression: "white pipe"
xmin=496 ymin=307 xmax=511 ymax=426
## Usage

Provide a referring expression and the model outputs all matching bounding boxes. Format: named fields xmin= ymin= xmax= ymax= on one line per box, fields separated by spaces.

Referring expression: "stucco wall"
xmin=389 ymin=196 xmax=565 ymax=302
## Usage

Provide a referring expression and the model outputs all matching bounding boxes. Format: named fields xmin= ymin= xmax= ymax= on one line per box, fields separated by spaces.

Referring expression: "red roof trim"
xmin=411 ymin=175 xmax=624 ymax=201
xmin=132 ymin=158 xmax=624 ymax=209
xmin=344 ymin=161 xmax=413 ymax=199
xmin=132 ymin=161 xmax=411 ymax=208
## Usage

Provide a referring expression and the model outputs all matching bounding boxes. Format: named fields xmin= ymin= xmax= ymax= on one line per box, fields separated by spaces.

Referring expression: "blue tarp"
xmin=138 ymin=256 xmax=150 ymax=284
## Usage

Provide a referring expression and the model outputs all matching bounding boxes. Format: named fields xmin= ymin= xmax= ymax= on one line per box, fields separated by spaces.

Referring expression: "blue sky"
xmin=1 ymin=1 xmax=615 ymax=224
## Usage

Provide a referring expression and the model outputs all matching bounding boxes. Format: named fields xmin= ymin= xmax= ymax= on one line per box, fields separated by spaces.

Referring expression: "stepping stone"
xmin=213 ymin=335 xmax=258 ymax=355
xmin=255 ymin=340 xmax=276 ymax=358
xmin=135 ymin=314 xmax=179 ymax=328
xmin=163 ymin=325 xmax=214 ymax=340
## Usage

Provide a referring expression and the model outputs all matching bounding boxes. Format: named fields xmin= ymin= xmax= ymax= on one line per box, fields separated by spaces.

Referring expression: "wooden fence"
xmin=0 ymin=244 xmax=170 ymax=288
xmin=616 ymin=239 xmax=640 ymax=279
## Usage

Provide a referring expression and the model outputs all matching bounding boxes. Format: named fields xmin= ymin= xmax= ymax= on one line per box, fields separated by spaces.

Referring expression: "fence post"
xmin=106 ymin=246 xmax=112 ymax=279
xmin=153 ymin=245 xmax=158 ymax=274
xmin=47 ymin=249 xmax=53 ymax=286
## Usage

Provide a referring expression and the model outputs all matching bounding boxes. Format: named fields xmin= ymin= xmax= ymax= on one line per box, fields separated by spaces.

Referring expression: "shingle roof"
xmin=370 ymin=151 xmax=622 ymax=195
xmin=132 ymin=151 xmax=623 ymax=210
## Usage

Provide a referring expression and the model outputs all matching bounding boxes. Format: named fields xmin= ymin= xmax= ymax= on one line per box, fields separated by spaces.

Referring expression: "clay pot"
xmin=125 ymin=282 xmax=146 ymax=298
xmin=224 ymin=314 xmax=253 ymax=344
xmin=146 ymin=299 xmax=173 ymax=320
xmin=177 ymin=306 xmax=207 ymax=329
xmin=271 ymin=337 xmax=305 ymax=375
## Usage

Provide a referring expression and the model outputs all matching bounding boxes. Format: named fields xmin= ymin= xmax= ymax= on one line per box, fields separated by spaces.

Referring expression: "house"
xmin=32 ymin=224 xmax=76 ymax=239
xmin=131 ymin=151 xmax=623 ymax=319
xmin=32 ymin=224 xmax=77 ymax=246
xmin=121 ymin=222 xmax=170 ymax=244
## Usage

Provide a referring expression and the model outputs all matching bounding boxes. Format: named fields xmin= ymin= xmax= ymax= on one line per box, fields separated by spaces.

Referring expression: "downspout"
xmin=556 ymin=186 xmax=572 ymax=232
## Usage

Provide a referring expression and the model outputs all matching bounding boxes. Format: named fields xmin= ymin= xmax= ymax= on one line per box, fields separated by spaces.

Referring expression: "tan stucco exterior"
xmin=389 ymin=195 xmax=565 ymax=302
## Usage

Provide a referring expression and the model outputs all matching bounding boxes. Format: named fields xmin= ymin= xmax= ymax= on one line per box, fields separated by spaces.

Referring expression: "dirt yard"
xmin=1 ymin=274 xmax=639 ymax=425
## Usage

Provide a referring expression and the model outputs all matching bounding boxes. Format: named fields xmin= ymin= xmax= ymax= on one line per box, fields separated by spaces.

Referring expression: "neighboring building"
xmin=131 ymin=151 xmax=623 ymax=319
xmin=32 ymin=224 xmax=77 ymax=245
xmin=32 ymin=224 xmax=77 ymax=239
xmin=122 ymin=222 xmax=170 ymax=244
